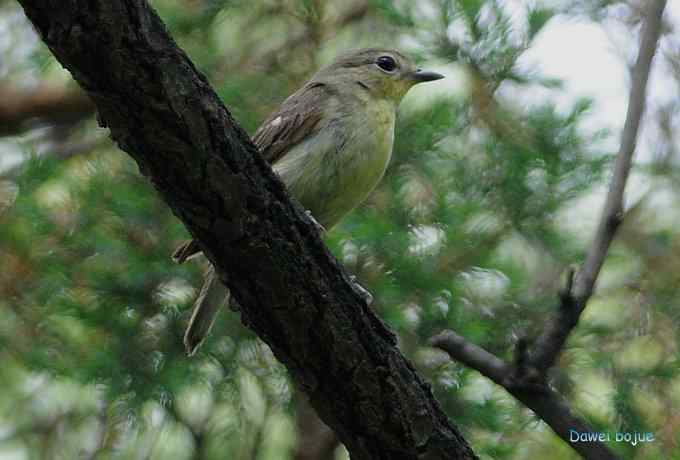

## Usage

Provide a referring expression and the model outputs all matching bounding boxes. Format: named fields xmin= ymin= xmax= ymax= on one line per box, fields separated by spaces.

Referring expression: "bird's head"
xmin=315 ymin=48 xmax=444 ymax=103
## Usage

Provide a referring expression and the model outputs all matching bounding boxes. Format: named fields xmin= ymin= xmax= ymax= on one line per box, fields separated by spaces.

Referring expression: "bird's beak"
xmin=410 ymin=68 xmax=445 ymax=83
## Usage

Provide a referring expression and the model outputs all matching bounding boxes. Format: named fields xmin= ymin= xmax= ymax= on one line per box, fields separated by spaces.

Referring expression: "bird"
xmin=173 ymin=48 xmax=444 ymax=355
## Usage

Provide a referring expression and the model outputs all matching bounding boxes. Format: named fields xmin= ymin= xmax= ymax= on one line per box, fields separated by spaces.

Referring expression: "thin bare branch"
xmin=431 ymin=331 xmax=620 ymax=460
xmin=0 ymin=84 xmax=94 ymax=136
xmin=431 ymin=4 xmax=666 ymax=459
xmin=430 ymin=330 xmax=510 ymax=383
xmin=530 ymin=0 xmax=667 ymax=372
xmin=573 ymin=0 xmax=666 ymax=305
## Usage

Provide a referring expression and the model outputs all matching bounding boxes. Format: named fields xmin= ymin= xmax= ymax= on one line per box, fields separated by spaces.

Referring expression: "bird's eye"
xmin=376 ymin=56 xmax=397 ymax=72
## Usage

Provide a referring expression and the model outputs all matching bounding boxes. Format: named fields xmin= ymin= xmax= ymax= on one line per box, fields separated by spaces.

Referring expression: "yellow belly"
xmin=273 ymin=100 xmax=395 ymax=229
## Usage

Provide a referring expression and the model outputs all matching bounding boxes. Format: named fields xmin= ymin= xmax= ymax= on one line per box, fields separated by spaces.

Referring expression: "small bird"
xmin=174 ymin=48 xmax=444 ymax=355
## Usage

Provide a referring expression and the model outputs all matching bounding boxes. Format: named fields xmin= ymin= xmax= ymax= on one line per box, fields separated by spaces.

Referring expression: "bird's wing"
xmin=172 ymin=81 xmax=330 ymax=263
xmin=252 ymin=81 xmax=328 ymax=164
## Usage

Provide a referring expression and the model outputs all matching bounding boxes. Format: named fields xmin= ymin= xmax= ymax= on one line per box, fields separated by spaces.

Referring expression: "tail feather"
xmin=172 ymin=239 xmax=201 ymax=264
xmin=184 ymin=264 xmax=228 ymax=356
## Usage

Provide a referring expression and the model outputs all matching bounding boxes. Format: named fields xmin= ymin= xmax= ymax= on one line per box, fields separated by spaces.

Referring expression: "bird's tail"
xmin=183 ymin=264 xmax=228 ymax=356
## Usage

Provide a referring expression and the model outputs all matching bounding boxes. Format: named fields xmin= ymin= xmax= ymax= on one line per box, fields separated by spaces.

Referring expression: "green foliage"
xmin=1 ymin=0 xmax=678 ymax=459
xmin=527 ymin=6 xmax=554 ymax=41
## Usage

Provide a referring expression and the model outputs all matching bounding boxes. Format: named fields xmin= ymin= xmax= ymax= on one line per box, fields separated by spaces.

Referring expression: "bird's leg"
xmin=302 ymin=209 xmax=370 ymax=303
xmin=350 ymin=275 xmax=373 ymax=306
xmin=305 ymin=210 xmax=326 ymax=234
xmin=348 ymin=274 xmax=396 ymax=344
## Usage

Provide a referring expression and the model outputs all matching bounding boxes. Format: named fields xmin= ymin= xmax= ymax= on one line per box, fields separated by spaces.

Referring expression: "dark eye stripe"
xmin=376 ymin=56 xmax=397 ymax=72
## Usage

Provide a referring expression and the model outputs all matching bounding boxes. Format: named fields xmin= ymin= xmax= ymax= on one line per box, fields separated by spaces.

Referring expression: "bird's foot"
xmin=349 ymin=275 xmax=396 ymax=344
xmin=305 ymin=210 xmax=326 ymax=234
xmin=350 ymin=275 xmax=373 ymax=306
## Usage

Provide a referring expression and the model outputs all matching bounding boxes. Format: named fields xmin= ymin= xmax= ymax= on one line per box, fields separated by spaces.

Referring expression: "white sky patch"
xmin=409 ymin=224 xmax=445 ymax=256
xmin=515 ymin=4 xmax=680 ymax=163
xmin=504 ymin=3 xmax=680 ymax=239
xmin=520 ymin=18 xmax=627 ymax=128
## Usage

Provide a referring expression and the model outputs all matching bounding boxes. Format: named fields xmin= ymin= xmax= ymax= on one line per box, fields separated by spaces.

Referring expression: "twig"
xmin=528 ymin=268 xmax=579 ymax=371
xmin=430 ymin=2 xmax=666 ymax=459
xmin=430 ymin=330 xmax=510 ymax=382
xmin=573 ymin=0 xmax=666 ymax=305
xmin=431 ymin=331 xmax=620 ymax=460
xmin=529 ymin=0 xmax=666 ymax=372
xmin=0 ymin=84 xmax=94 ymax=136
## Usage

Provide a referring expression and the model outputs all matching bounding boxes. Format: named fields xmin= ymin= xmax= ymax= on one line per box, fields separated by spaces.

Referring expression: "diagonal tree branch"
xmin=14 ymin=1 xmax=477 ymax=459
xmin=431 ymin=2 xmax=666 ymax=459
xmin=572 ymin=0 xmax=666 ymax=304
xmin=430 ymin=331 xmax=619 ymax=460
xmin=529 ymin=0 xmax=666 ymax=372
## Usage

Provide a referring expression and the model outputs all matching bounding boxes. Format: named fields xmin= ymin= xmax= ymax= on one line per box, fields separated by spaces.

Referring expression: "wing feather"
xmin=172 ymin=81 xmax=330 ymax=263
xmin=252 ymin=82 xmax=328 ymax=164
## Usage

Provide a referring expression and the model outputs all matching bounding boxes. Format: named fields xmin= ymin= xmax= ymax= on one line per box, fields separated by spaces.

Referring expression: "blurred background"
xmin=1 ymin=0 xmax=680 ymax=459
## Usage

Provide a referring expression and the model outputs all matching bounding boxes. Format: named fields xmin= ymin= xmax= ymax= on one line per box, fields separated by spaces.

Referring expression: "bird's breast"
xmin=273 ymin=100 xmax=396 ymax=229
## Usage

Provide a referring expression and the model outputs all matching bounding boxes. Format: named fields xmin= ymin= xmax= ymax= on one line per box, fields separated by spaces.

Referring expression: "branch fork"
xmin=431 ymin=2 xmax=666 ymax=459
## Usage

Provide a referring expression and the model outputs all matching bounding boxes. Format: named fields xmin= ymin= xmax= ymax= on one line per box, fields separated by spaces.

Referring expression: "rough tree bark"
xmin=14 ymin=1 xmax=477 ymax=459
